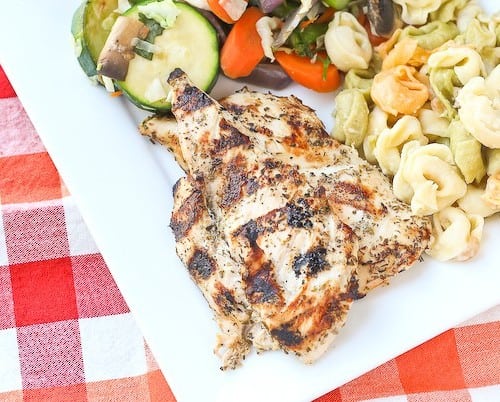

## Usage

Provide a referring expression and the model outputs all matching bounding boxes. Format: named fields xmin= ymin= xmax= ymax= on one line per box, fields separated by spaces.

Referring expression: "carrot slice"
xmin=299 ymin=7 xmax=335 ymax=30
xmin=275 ymin=51 xmax=341 ymax=92
xmin=315 ymin=7 xmax=336 ymax=24
xmin=207 ymin=0 xmax=238 ymax=24
xmin=220 ymin=7 xmax=265 ymax=79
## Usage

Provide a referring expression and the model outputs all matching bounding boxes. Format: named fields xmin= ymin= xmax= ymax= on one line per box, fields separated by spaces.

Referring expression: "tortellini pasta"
xmin=427 ymin=46 xmax=485 ymax=85
xmin=363 ymin=106 xmax=389 ymax=164
xmin=430 ymin=0 xmax=468 ymax=23
xmin=332 ymin=89 xmax=369 ymax=148
xmin=428 ymin=67 xmax=461 ymax=119
xmin=393 ymin=141 xmax=467 ymax=215
xmin=330 ymin=0 xmax=498 ymax=265
xmin=448 ymin=119 xmax=486 ymax=183
xmin=486 ymin=148 xmax=500 ymax=175
xmin=417 ymin=108 xmax=450 ymax=137
xmin=393 ymin=0 xmax=444 ymax=25
xmin=371 ymin=65 xmax=429 ymax=116
xmin=483 ymin=149 xmax=500 ymax=209
xmin=344 ymin=68 xmax=376 ymax=101
xmin=483 ymin=173 xmax=500 ymax=209
xmin=481 ymin=46 xmax=500 ymax=75
xmin=462 ymin=18 xmax=497 ymax=51
xmin=455 ymin=65 xmax=500 ymax=148
xmin=324 ymin=12 xmax=372 ymax=72
xmin=426 ymin=206 xmax=484 ymax=261
xmin=375 ymin=29 xmax=402 ymax=60
xmin=373 ymin=116 xmax=428 ymax=176
xmin=456 ymin=0 xmax=484 ymax=32
xmin=458 ymin=184 xmax=500 ymax=217
xmin=381 ymin=38 xmax=430 ymax=70
xmin=400 ymin=21 xmax=459 ymax=50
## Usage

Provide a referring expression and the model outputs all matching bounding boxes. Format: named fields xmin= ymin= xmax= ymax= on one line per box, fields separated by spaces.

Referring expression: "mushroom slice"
xmin=97 ymin=15 xmax=149 ymax=81
xmin=367 ymin=0 xmax=401 ymax=37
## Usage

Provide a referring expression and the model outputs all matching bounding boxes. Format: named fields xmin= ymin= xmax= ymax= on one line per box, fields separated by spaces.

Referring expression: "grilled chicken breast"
xmin=167 ymin=69 xmax=359 ymax=368
xmin=221 ymin=90 xmax=431 ymax=295
xmin=141 ymin=87 xmax=431 ymax=298
xmin=170 ymin=175 xmax=255 ymax=369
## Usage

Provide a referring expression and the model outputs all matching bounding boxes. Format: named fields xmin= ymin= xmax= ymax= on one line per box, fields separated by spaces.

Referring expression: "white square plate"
xmin=1 ymin=2 xmax=498 ymax=401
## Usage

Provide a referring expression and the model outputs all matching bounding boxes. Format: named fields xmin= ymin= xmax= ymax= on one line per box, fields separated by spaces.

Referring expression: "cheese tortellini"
xmin=332 ymin=89 xmax=369 ymax=148
xmin=462 ymin=18 xmax=497 ymax=51
xmin=458 ymin=184 xmax=500 ymax=217
xmin=329 ymin=0 xmax=498 ymax=262
xmin=373 ymin=116 xmax=428 ymax=176
xmin=483 ymin=149 xmax=500 ymax=208
xmin=417 ymin=108 xmax=450 ymax=137
xmin=381 ymin=38 xmax=430 ymax=70
xmin=426 ymin=206 xmax=484 ymax=261
xmin=427 ymin=46 xmax=485 ymax=85
xmin=393 ymin=141 xmax=467 ymax=215
xmin=393 ymin=0 xmax=444 ymax=25
xmin=430 ymin=0 xmax=468 ymax=23
xmin=448 ymin=119 xmax=486 ymax=183
xmin=344 ymin=67 xmax=376 ymax=101
xmin=428 ymin=67 xmax=461 ymax=119
xmin=371 ymin=65 xmax=429 ymax=116
xmin=456 ymin=1 xmax=485 ymax=32
xmin=400 ymin=21 xmax=459 ymax=50
xmin=455 ymin=65 xmax=500 ymax=148
xmin=484 ymin=173 xmax=500 ymax=208
xmin=324 ymin=12 xmax=372 ymax=72
xmin=363 ymin=106 xmax=389 ymax=163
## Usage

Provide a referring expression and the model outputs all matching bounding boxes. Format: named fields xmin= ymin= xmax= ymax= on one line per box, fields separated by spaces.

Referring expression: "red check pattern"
xmin=0 ymin=64 xmax=499 ymax=402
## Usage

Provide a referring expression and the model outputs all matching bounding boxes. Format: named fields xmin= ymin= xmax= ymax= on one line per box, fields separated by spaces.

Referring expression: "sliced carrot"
xmin=356 ymin=12 xmax=367 ymax=26
xmin=299 ymin=7 xmax=335 ymax=30
xmin=207 ymin=0 xmax=246 ymax=24
xmin=220 ymin=7 xmax=265 ymax=79
xmin=275 ymin=51 xmax=340 ymax=93
xmin=315 ymin=7 xmax=336 ymax=24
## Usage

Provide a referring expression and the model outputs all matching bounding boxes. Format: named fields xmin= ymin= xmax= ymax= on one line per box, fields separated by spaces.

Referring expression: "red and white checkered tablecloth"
xmin=0 ymin=64 xmax=499 ymax=402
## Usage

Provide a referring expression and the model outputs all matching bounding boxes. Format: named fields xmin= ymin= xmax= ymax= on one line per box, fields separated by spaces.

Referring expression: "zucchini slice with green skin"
xmin=117 ymin=0 xmax=220 ymax=113
xmin=71 ymin=0 xmax=120 ymax=77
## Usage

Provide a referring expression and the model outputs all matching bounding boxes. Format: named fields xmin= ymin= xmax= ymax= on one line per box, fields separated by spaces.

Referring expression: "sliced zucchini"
xmin=116 ymin=0 xmax=220 ymax=112
xmin=71 ymin=0 xmax=120 ymax=77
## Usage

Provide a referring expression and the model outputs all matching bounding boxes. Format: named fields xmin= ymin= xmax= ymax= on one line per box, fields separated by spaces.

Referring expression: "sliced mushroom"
xmin=97 ymin=16 xmax=149 ymax=81
xmin=366 ymin=0 xmax=401 ymax=38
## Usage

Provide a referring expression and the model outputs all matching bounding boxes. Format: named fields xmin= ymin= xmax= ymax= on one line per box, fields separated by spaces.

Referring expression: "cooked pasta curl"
xmin=455 ymin=65 xmax=500 ymax=148
xmin=329 ymin=0 xmax=498 ymax=263
xmin=371 ymin=66 xmax=429 ymax=115
xmin=426 ymin=206 xmax=484 ymax=261
xmin=324 ymin=12 xmax=372 ymax=72
xmin=393 ymin=141 xmax=467 ymax=215
xmin=427 ymin=46 xmax=485 ymax=85
xmin=458 ymin=184 xmax=500 ymax=217
xmin=393 ymin=0 xmax=444 ymax=25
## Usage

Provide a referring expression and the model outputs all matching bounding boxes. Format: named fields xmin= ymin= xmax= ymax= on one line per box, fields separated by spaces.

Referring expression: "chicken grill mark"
xmin=187 ymin=249 xmax=215 ymax=281
xmin=169 ymin=180 xmax=204 ymax=241
xmin=293 ymin=247 xmax=329 ymax=277
xmin=146 ymin=68 xmax=431 ymax=369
